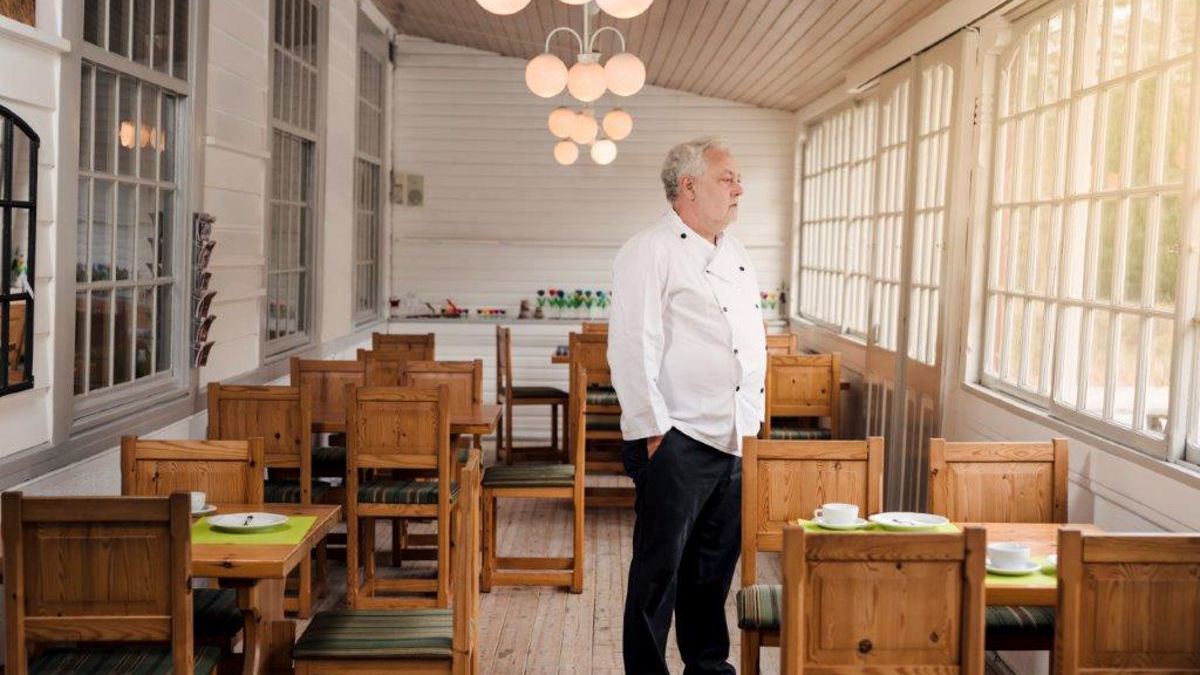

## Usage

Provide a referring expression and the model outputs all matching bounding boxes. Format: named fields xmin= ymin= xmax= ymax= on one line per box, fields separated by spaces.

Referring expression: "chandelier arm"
xmin=544 ymin=26 xmax=585 ymax=54
xmin=587 ymin=26 xmax=626 ymax=53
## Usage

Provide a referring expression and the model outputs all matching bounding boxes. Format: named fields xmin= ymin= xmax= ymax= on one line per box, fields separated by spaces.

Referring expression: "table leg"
xmin=229 ymin=578 xmax=294 ymax=675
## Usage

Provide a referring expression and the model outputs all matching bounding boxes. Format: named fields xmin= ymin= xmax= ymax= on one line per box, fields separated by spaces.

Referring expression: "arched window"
xmin=0 ymin=104 xmax=38 ymax=395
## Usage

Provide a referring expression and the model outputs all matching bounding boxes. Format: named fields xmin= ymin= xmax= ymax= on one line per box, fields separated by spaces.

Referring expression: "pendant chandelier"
xmin=476 ymin=0 xmax=652 ymax=165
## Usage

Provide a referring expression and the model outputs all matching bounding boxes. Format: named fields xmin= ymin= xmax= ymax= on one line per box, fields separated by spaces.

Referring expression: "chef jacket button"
xmin=739 ymin=266 xmax=745 ymax=271
xmin=722 ymin=307 xmax=728 ymax=312
xmin=734 ymin=348 xmax=739 ymax=355
xmin=680 ymin=233 xmax=687 ymax=239
xmin=735 ymin=386 xmax=741 ymax=392
xmin=755 ymin=303 xmax=759 ymax=308
xmin=760 ymin=387 xmax=765 ymax=393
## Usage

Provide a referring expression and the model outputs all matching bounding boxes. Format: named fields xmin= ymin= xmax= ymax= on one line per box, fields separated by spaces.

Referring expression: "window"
xmin=354 ymin=39 xmax=384 ymax=324
xmin=981 ymin=0 xmax=1197 ymax=457
xmin=266 ymin=0 xmax=321 ymax=353
xmin=0 ymin=105 xmax=38 ymax=396
xmin=74 ymin=0 xmax=189 ymax=401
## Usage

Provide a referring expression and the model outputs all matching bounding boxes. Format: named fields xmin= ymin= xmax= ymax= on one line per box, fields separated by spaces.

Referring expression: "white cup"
xmin=814 ymin=503 xmax=859 ymax=526
xmin=190 ymin=491 xmax=207 ymax=512
xmin=987 ymin=542 xmax=1031 ymax=570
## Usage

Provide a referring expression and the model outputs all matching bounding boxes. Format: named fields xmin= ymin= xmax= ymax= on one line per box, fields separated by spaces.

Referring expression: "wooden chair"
xmin=495 ymin=325 xmax=569 ymax=465
xmin=120 ymin=436 xmax=265 ymax=504
xmin=372 ymin=331 xmax=435 ymax=360
xmin=780 ymin=524 xmax=986 ymax=675
xmin=738 ymin=437 xmax=885 ymax=674
xmin=1056 ymin=529 xmax=1200 ymax=674
xmin=581 ymin=321 xmax=608 ymax=333
xmin=569 ymin=331 xmax=630 ymax=506
xmin=481 ymin=361 xmax=586 ymax=593
xmin=346 ymin=385 xmax=455 ymax=608
xmin=292 ymin=450 xmax=482 ymax=675
xmin=290 ymin=357 xmax=367 ymax=477
xmin=404 ymin=359 xmax=485 ymax=452
xmin=761 ymin=353 xmax=840 ymax=440
xmin=928 ymin=438 xmax=1069 ymax=652
xmin=357 ymin=347 xmax=410 ymax=386
xmin=206 ymin=383 xmax=325 ymax=618
xmin=765 ymin=332 xmax=797 ymax=355
xmin=2 ymin=492 xmax=221 ymax=675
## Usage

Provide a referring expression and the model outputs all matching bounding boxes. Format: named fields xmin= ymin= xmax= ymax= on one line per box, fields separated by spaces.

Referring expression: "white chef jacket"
xmin=607 ymin=208 xmax=767 ymax=456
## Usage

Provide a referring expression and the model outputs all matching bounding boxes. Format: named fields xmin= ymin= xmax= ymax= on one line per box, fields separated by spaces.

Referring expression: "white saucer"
xmin=192 ymin=504 xmax=218 ymax=516
xmin=868 ymin=512 xmax=950 ymax=531
xmin=812 ymin=517 xmax=871 ymax=531
xmin=986 ymin=560 xmax=1041 ymax=576
xmin=208 ymin=512 xmax=289 ymax=533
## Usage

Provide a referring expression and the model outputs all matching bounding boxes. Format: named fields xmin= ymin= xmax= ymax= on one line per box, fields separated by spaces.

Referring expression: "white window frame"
xmin=353 ymin=17 xmax=386 ymax=326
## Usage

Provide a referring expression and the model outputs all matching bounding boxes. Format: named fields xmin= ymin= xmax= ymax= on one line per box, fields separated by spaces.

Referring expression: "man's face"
xmin=684 ymin=150 xmax=744 ymax=229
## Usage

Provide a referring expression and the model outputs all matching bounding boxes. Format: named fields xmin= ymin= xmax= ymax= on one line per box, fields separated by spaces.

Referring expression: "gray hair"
xmin=660 ymin=137 xmax=730 ymax=202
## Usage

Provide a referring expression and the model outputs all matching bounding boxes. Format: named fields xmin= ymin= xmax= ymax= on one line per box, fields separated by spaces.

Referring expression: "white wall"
xmin=389 ymin=36 xmax=797 ymax=312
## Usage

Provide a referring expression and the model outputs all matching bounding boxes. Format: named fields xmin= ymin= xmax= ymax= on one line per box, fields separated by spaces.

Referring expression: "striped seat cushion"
xmin=768 ymin=426 xmax=832 ymax=440
xmin=358 ymin=480 xmax=458 ymax=505
xmin=456 ymin=445 xmax=470 ymax=463
xmin=30 ymin=646 xmax=222 ymax=675
xmin=313 ymin=445 xmax=346 ymax=469
xmin=736 ymin=584 xmax=781 ymax=630
xmin=194 ymin=588 xmax=243 ymax=639
xmin=585 ymin=414 xmax=622 ymax=431
xmin=585 ymin=386 xmax=619 ymax=406
xmin=985 ymin=605 xmax=1055 ymax=637
xmin=512 ymin=385 xmax=568 ymax=399
xmin=263 ymin=480 xmax=332 ymax=504
xmin=293 ymin=609 xmax=453 ymax=660
xmin=484 ymin=464 xmax=575 ymax=488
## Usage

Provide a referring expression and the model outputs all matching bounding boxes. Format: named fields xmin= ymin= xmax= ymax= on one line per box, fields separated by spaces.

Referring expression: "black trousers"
xmin=621 ymin=428 xmax=741 ymax=675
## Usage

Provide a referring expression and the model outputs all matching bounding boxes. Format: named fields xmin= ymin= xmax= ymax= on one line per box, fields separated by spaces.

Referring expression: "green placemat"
xmin=794 ymin=519 xmax=960 ymax=534
xmin=192 ymin=515 xmax=316 ymax=545
xmin=985 ymin=558 xmax=1057 ymax=587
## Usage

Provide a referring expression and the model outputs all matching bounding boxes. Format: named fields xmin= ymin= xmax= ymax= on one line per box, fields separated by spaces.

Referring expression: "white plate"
xmin=867 ymin=512 xmax=950 ymax=531
xmin=207 ymin=512 xmax=289 ymax=533
xmin=1041 ymin=554 xmax=1058 ymax=572
xmin=986 ymin=560 xmax=1042 ymax=576
xmin=192 ymin=504 xmax=218 ymax=516
xmin=812 ymin=517 xmax=871 ymax=531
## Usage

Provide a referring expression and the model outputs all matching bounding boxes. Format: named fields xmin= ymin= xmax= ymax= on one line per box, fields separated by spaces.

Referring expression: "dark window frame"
xmin=0 ymin=104 xmax=38 ymax=396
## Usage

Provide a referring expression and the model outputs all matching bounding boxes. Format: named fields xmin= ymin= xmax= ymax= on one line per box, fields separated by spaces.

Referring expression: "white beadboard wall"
xmin=389 ymin=35 xmax=797 ymax=312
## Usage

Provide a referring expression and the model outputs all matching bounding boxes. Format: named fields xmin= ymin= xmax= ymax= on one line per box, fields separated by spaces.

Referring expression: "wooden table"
xmin=317 ymin=404 xmax=502 ymax=436
xmin=971 ymin=522 xmax=1103 ymax=606
xmin=200 ymin=503 xmax=341 ymax=675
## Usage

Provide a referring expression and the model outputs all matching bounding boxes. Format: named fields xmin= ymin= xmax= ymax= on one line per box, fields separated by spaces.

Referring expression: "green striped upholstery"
xmin=484 ymin=464 xmax=575 ymax=488
xmin=358 ymin=480 xmax=458 ymax=505
xmin=29 ymin=646 xmax=221 ymax=675
xmin=768 ymin=426 xmax=832 ymax=440
xmin=512 ymin=385 xmax=568 ymax=399
xmin=585 ymin=414 xmax=622 ymax=431
xmin=985 ymin=605 xmax=1055 ymax=637
xmin=193 ymin=588 xmax=243 ymax=639
xmin=313 ymin=445 xmax=346 ymax=470
xmin=456 ymin=446 xmax=470 ymax=463
xmin=585 ymin=386 xmax=619 ymax=406
xmin=263 ymin=480 xmax=332 ymax=504
xmin=293 ymin=609 xmax=453 ymax=660
xmin=736 ymin=584 xmax=780 ymax=630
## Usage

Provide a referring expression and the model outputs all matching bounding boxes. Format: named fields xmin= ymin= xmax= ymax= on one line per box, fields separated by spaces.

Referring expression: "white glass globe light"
xmin=596 ymin=0 xmax=653 ymax=19
xmin=567 ymin=59 xmax=607 ymax=102
xmin=591 ymin=138 xmax=618 ymax=165
xmin=548 ymin=107 xmax=576 ymax=138
xmin=526 ymin=53 xmax=568 ymax=98
xmin=605 ymin=52 xmax=646 ymax=96
xmin=602 ymin=108 xmax=633 ymax=140
xmin=554 ymin=140 xmax=579 ymax=165
xmin=476 ymin=0 xmax=532 ymax=15
xmin=569 ymin=111 xmax=599 ymax=145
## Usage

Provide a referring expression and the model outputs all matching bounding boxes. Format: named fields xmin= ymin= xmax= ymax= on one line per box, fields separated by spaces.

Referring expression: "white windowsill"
xmin=0 ymin=15 xmax=69 ymax=54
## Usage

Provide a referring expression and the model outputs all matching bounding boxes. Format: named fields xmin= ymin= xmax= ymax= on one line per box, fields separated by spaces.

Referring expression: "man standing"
xmin=609 ymin=137 xmax=767 ymax=675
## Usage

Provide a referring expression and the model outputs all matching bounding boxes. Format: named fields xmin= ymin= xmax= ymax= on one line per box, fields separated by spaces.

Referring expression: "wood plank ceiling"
xmin=376 ymin=0 xmax=955 ymax=111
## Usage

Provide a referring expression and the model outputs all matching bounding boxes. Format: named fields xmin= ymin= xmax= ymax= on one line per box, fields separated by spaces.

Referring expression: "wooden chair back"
xmin=1057 ymin=529 xmax=1200 ymax=673
xmin=741 ymin=437 xmax=884 ymax=584
xmin=455 ymin=450 xmax=483 ymax=670
xmin=7 ymin=302 xmax=25 ymax=381
xmin=766 ymin=332 xmax=797 ymax=355
xmin=781 ymin=525 xmax=986 ymax=675
xmin=581 ymin=321 xmax=608 ymax=333
xmin=927 ymin=438 xmax=1068 ymax=523
xmin=347 ymin=385 xmax=451 ymax=476
xmin=121 ymin=437 xmax=264 ymax=505
xmin=2 ymin=492 xmax=196 ymax=675
xmin=371 ymin=332 xmax=435 ymax=360
xmin=402 ymin=359 xmax=483 ymax=415
xmin=207 ymin=383 xmax=310 ymax=470
xmin=356 ymin=348 xmax=410 ymax=386
xmin=763 ymin=353 xmax=840 ymax=438
xmin=290 ymin=358 xmax=366 ymax=432
xmin=568 ymin=331 xmax=610 ymax=378
xmin=495 ymin=326 xmax=514 ymax=401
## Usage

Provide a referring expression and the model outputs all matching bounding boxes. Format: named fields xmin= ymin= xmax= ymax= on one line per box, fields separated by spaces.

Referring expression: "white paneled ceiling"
xmin=375 ymin=0 xmax=956 ymax=111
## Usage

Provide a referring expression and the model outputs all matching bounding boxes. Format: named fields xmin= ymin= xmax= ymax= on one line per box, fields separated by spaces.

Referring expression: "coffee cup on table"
xmin=190 ymin=491 xmax=207 ymax=512
xmin=813 ymin=503 xmax=859 ymax=526
xmin=987 ymin=542 xmax=1031 ymax=570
